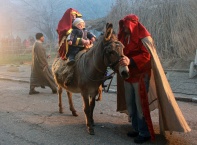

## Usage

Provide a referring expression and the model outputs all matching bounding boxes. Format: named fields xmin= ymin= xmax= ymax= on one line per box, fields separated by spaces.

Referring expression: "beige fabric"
xmin=148 ymin=69 xmax=158 ymax=111
xmin=30 ymin=41 xmax=56 ymax=90
xmin=142 ymin=36 xmax=191 ymax=133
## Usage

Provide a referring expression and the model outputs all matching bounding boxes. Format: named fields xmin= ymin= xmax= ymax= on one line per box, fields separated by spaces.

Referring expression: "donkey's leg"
xmin=96 ymin=85 xmax=102 ymax=101
xmin=66 ymin=91 xmax=78 ymax=116
xmin=58 ymin=85 xmax=63 ymax=113
xmin=82 ymin=93 xmax=94 ymax=135
xmin=90 ymin=95 xmax=96 ymax=126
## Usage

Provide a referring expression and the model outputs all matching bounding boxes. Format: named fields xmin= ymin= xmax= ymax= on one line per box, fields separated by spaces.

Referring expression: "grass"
xmin=0 ymin=51 xmax=57 ymax=65
xmin=0 ymin=54 xmax=31 ymax=65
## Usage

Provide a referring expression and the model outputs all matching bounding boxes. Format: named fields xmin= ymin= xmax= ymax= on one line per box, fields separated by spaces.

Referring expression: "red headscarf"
xmin=57 ymin=8 xmax=82 ymax=40
xmin=118 ymin=14 xmax=151 ymax=71
xmin=57 ymin=8 xmax=82 ymax=59
xmin=118 ymin=14 xmax=150 ymax=44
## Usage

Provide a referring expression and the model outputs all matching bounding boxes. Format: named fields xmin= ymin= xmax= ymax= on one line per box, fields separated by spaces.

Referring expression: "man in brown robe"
xmin=29 ymin=33 xmax=57 ymax=95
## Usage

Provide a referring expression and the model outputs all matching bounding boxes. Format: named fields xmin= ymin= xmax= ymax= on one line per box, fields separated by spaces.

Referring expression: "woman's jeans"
xmin=124 ymin=75 xmax=150 ymax=137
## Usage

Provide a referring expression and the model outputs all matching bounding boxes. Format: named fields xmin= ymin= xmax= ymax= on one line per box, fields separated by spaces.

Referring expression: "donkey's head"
xmin=102 ymin=23 xmax=129 ymax=79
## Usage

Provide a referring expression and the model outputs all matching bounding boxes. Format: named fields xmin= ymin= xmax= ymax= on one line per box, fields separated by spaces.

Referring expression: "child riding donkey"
xmin=66 ymin=18 xmax=96 ymax=65
xmin=56 ymin=8 xmax=95 ymax=64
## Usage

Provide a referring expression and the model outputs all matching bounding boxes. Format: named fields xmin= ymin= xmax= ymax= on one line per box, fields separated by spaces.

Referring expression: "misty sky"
xmin=0 ymin=0 xmax=115 ymax=40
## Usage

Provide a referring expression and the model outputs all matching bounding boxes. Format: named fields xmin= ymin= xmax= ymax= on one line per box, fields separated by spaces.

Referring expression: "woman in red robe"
xmin=57 ymin=8 xmax=82 ymax=60
xmin=118 ymin=14 xmax=154 ymax=144
xmin=117 ymin=14 xmax=191 ymax=144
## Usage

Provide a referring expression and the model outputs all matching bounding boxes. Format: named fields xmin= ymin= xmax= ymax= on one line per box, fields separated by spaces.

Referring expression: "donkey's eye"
xmin=110 ymin=51 xmax=115 ymax=55
xmin=106 ymin=49 xmax=113 ymax=54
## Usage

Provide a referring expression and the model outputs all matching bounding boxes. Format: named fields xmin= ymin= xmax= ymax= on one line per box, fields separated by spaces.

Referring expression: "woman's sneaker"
xmin=127 ymin=131 xmax=139 ymax=138
xmin=134 ymin=135 xmax=150 ymax=144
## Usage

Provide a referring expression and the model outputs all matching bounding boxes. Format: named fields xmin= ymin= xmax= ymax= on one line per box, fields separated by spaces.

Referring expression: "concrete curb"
xmin=0 ymin=77 xmax=29 ymax=83
xmin=192 ymin=97 xmax=197 ymax=103
xmin=104 ymin=89 xmax=197 ymax=103
xmin=165 ymin=69 xmax=189 ymax=73
xmin=175 ymin=96 xmax=194 ymax=103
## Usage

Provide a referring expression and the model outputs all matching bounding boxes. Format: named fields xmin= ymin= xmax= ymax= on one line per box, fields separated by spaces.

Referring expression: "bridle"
xmin=103 ymin=41 xmax=123 ymax=71
xmin=83 ymin=39 xmax=123 ymax=82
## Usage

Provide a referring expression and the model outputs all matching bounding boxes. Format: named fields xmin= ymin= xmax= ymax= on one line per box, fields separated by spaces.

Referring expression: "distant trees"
xmin=8 ymin=0 xmax=114 ymax=43
xmin=106 ymin=0 xmax=197 ymax=59
xmin=9 ymin=0 xmax=64 ymax=43
xmin=7 ymin=0 xmax=197 ymax=59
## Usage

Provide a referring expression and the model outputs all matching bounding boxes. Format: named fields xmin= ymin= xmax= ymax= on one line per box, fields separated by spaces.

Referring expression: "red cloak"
xmin=118 ymin=14 xmax=155 ymax=140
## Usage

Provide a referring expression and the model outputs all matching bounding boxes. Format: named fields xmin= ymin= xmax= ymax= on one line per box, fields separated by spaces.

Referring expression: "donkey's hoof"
xmin=72 ymin=111 xmax=78 ymax=116
xmin=96 ymin=98 xmax=101 ymax=101
xmin=59 ymin=109 xmax=63 ymax=114
xmin=88 ymin=128 xmax=95 ymax=135
xmin=91 ymin=121 xmax=95 ymax=126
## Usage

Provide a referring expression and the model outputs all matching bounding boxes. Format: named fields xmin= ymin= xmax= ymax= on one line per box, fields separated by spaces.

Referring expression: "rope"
xmin=83 ymin=52 xmax=115 ymax=82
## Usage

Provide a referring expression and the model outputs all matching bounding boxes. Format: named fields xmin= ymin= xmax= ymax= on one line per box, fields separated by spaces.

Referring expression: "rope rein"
xmin=92 ymin=48 xmax=106 ymax=73
xmin=83 ymin=52 xmax=115 ymax=82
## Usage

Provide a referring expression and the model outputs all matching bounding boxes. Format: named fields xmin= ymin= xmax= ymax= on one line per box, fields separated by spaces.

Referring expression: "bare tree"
xmin=105 ymin=0 xmax=130 ymax=32
xmin=9 ymin=0 xmax=65 ymax=43
xmin=106 ymin=0 xmax=197 ymax=59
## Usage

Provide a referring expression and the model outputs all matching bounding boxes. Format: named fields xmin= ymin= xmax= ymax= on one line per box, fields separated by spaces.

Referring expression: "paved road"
xmin=0 ymin=64 xmax=196 ymax=145
xmin=0 ymin=64 xmax=197 ymax=102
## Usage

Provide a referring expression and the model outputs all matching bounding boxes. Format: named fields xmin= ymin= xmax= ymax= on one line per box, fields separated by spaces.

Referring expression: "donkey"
xmin=52 ymin=23 xmax=129 ymax=135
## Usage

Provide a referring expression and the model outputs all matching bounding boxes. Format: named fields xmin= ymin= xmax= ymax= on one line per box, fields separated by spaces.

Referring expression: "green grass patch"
xmin=0 ymin=54 xmax=31 ymax=65
xmin=0 ymin=51 xmax=58 ymax=65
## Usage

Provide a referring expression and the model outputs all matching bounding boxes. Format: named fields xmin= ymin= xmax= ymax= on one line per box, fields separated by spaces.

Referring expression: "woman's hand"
xmin=119 ymin=56 xmax=130 ymax=66
xmin=91 ymin=37 xmax=96 ymax=42
xmin=68 ymin=41 xmax=72 ymax=45
xmin=82 ymin=39 xmax=90 ymax=45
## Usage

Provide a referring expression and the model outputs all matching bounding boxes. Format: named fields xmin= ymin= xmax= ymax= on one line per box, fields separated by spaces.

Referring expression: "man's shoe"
xmin=29 ymin=90 xmax=40 ymax=95
xmin=127 ymin=131 xmax=139 ymax=138
xmin=134 ymin=135 xmax=150 ymax=144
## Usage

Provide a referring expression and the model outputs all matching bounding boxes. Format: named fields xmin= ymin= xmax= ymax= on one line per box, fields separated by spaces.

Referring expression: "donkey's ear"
xmin=104 ymin=23 xmax=113 ymax=41
xmin=106 ymin=23 xmax=109 ymax=28
xmin=106 ymin=23 xmax=113 ymax=30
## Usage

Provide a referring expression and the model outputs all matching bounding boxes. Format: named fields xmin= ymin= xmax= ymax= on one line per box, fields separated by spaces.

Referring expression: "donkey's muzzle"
xmin=119 ymin=65 xmax=130 ymax=79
